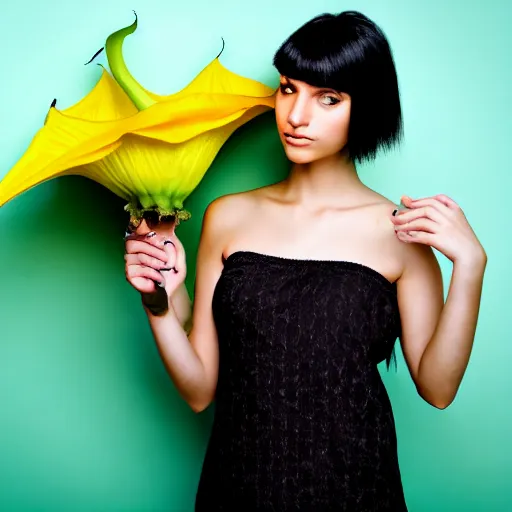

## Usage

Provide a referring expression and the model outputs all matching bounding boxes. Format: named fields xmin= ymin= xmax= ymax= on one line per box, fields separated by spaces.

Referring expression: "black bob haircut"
xmin=273 ymin=11 xmax=404 ymax=166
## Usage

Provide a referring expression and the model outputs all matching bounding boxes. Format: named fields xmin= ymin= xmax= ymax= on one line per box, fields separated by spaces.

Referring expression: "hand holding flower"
xmin=124 ymin=215 xmax=187 ymax=316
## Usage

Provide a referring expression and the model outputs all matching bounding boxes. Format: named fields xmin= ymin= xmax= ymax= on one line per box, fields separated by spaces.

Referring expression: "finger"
xmin=399 ymin=195 xmax=415 ymax=209
xmin=392 ymin=205 xmax=443 ymax=225
xmin=434 ymin=194 xmax=459 ymax=209
xmin=161 ymin=239 xmax=177 ymax=272
xmin=171 ymin=236 xmax=187 ymax=274
xmin=399 ymin=195 xmax=432 ymax=210
xmin=127 ymin=264 xmax=164 ymax=284
xmin=124 ymin=226 xmax=157 ymax=242
xmin=396 ymin=229 xmax=435 ymax=245
xmin=130 ymin=276 xmax=159 ymax=294
xmin=127 ymin=264 xmax=165 ymax=284
xmin=394 ymin=218 xmax=438 ymax=233
xmin=402 ymin=194 xmax=444 ymax=205
xmin=124 ymin=252 xmax=169 ymax=270
xmin=125 ymin=231 xmax=166 ymax=249
xmin=124 ymin=226 xmax=172 ymax=251
xmin=125 ymin=239 xmax=168 ymax=263
xmin=402 ymin=197 xmax=449 ymax=215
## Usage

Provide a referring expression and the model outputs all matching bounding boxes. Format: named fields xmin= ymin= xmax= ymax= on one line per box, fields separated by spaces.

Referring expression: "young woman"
xmin=124 ymin=10 xmax=487 ymax=511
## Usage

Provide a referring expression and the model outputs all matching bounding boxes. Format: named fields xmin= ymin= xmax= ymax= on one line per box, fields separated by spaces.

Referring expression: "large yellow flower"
xmin=0 ymin=13 xmax=276 ymax=228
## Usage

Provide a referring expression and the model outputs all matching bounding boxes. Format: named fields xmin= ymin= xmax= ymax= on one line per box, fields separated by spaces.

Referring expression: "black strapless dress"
xmin=195 ymin=250 xmax=407 ymax=511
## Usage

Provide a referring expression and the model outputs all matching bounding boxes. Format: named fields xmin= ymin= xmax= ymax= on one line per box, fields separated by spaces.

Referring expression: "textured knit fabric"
xmin=195 ymin=250 xmax=408 ymax=511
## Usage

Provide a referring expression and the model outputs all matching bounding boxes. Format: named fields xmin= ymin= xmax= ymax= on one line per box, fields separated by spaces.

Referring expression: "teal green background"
xmin=0 ymin=0 xmax=510 ymax=510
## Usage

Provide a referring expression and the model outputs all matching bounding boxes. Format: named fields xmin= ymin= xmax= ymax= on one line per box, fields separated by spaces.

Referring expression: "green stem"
xmin=105 ymin=11 xmax=155 ymax=110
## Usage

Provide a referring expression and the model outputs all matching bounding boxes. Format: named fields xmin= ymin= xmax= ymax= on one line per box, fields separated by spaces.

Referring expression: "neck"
xmin=281 ymin=149 xmax=367 ymax=209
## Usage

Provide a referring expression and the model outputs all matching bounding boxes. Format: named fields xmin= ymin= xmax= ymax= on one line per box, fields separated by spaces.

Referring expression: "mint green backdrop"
xmin=0 ymin=0 xmax=509 ymax=510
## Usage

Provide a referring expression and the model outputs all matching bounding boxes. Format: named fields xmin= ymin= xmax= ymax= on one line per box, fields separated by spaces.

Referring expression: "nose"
xmin=287 ymin=94 xmax=310 ymax=129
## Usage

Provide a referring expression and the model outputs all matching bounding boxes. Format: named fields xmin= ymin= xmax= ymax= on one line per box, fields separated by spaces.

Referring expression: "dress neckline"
xmin=223 ymin=250 xmax=397 ymax=289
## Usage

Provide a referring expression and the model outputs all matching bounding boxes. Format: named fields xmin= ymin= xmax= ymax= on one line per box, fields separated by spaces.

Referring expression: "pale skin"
xmin=124 ymin=75 xmax=487 ymax=412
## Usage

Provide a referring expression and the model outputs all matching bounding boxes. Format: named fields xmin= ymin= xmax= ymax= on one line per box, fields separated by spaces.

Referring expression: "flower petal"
xmin=0 ymin=77 xmax=274 ymax=213
xmin=0 ymin=14 xmax=277 ymax=221
xmin=63 ymin=66 xmax=138 ymax=121
xmin=105 ymin=13 xmax=277 ymax=106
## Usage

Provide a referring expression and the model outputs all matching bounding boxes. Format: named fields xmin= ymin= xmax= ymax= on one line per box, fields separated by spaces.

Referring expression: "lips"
xmin=285 ymin=132 xmax=311 ymax=140
xmin=284 ymin=133 xmax=313 ymax=147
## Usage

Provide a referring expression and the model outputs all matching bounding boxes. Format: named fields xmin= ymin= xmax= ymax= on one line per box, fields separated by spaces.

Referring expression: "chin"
xmin=286 ymin=155 xmax=315 ymax=164
xmin=283 ymin=147 xmax=321 ymax=164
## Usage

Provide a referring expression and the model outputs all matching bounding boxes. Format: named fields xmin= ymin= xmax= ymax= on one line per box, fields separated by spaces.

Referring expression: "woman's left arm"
xmin=391 ymin=194 xmax=487 ymax=409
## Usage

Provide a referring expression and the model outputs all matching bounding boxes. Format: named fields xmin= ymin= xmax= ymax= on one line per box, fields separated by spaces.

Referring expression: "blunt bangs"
xmin=273 ymin=14 xmax=355 ymax=93
xmin=273 ymin=11 xmax=404 ymax=166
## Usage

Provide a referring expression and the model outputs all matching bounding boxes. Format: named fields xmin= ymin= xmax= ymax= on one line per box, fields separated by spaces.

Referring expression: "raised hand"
xmin=391 ymin=194 xmax=486 ymax=267
xmin=124 ymin=216 xmax=187 ymax=315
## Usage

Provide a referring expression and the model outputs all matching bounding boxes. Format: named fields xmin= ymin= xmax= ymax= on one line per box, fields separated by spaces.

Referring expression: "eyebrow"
xmin=281 ymin=77 xmax=340 ymax=95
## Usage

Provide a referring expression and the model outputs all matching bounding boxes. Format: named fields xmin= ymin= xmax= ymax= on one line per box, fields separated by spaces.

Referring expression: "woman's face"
xmin=275 ymin=75 xmax=352 ymax=164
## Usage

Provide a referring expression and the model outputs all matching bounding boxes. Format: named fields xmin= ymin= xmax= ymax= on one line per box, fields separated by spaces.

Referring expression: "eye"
xmin=320 ymin=95 xmax=340 ymax=106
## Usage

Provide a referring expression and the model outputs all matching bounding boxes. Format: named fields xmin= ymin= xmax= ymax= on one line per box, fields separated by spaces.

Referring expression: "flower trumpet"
xmin=0 ymin=13 xmax=276 ymax=230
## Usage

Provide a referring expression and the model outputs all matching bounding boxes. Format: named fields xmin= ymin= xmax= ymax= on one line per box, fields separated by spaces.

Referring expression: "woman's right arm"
xmin=169 ymin=282 xmax=193 ymax=335
xmin=143 ymin=299 xmax=211 ymax=413
xmin=126 ymin=198 xmax=228 ymax=413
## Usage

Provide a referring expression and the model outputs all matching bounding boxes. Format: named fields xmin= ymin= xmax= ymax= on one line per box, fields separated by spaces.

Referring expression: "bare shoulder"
xmin=203 ymin=186 xmax=271 ymax=243
xmin=359 ymin=190 xmax=437 ymax=280
xmin=359 ymin=189 xmax=399 ymax=239
xmin=206 ymin=188 xmax=260 ymax=217
xmin=367 ymin=191 xmax=439 ymax=281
